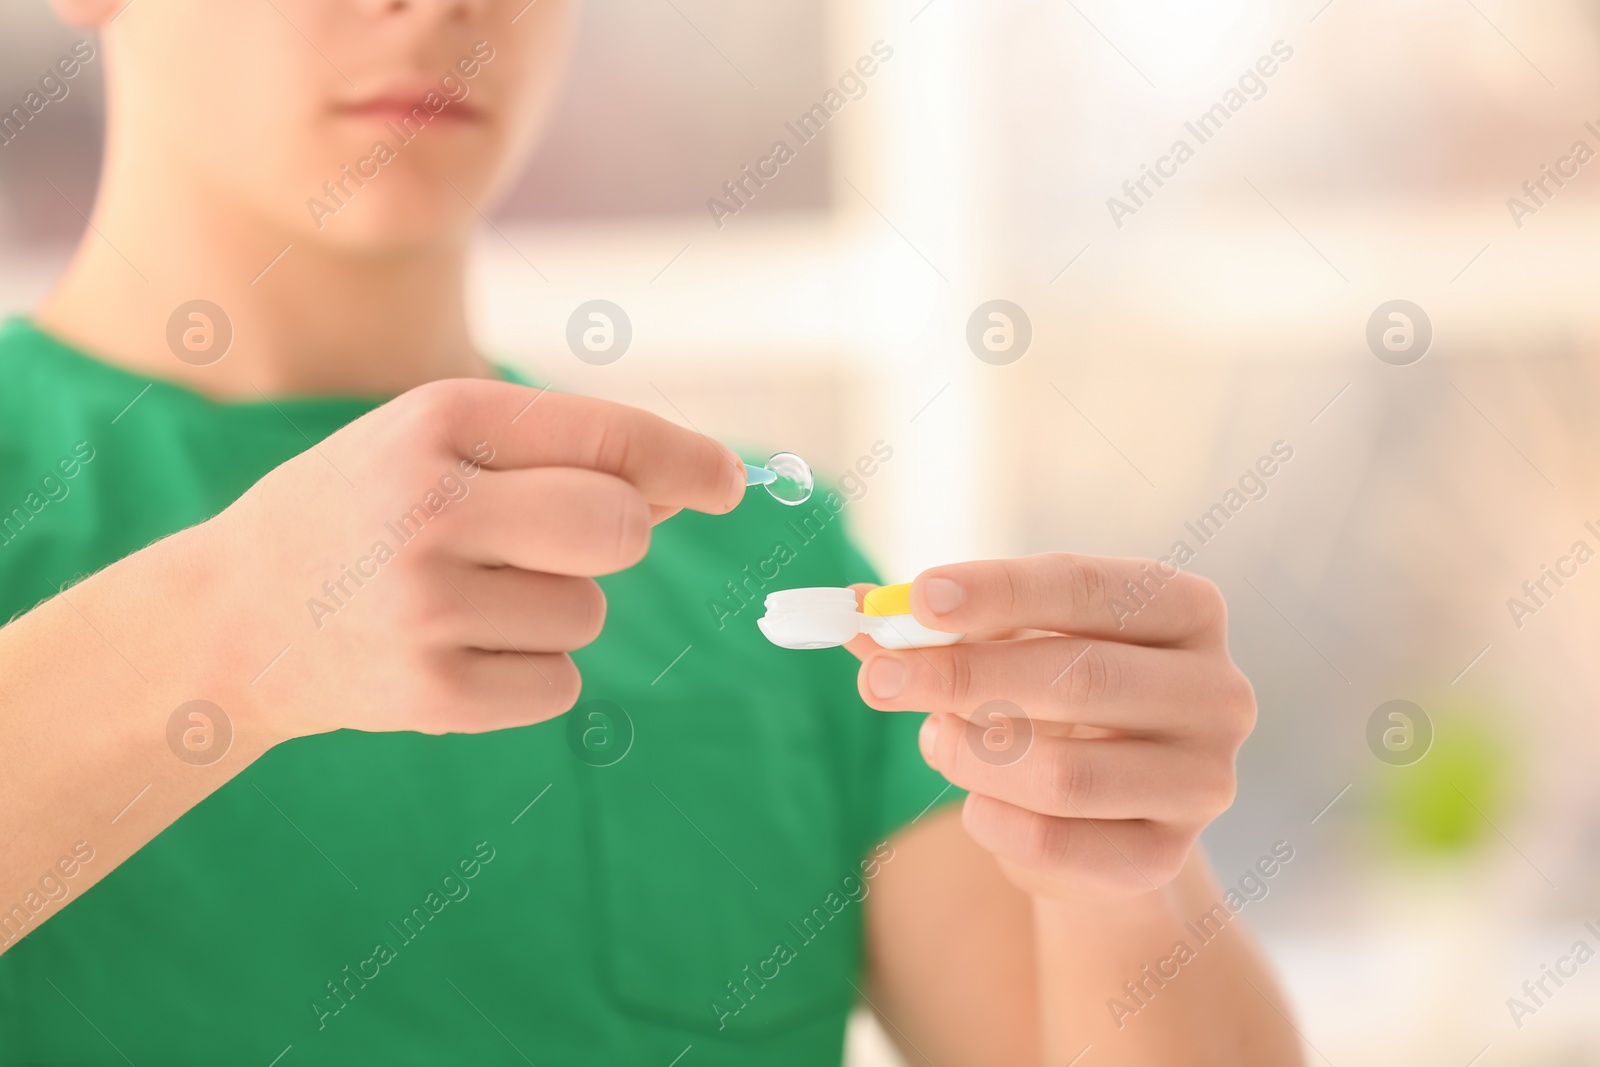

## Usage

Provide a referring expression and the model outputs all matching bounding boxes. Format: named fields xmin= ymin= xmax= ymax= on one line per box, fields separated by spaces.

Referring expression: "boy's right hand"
xmin=194 ymin=379 xmax=744 ymax=741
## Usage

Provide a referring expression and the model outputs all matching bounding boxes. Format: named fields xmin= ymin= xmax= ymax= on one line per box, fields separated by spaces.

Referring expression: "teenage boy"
xmin=0 ymin=1 xmax=1301 ymax=1063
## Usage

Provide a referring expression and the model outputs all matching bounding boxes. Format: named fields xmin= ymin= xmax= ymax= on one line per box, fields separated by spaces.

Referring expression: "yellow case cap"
xmin=862 ymin=582 xmax=913 ymax=617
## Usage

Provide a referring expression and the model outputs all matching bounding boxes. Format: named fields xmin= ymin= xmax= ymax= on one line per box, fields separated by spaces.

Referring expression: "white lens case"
xmin=756 ymin=587 xmax=963 ymax=651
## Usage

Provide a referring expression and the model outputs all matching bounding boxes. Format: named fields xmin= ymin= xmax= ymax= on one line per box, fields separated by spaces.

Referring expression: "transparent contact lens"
xmin=764 ymin=452 xmax=814 ymax=505
xmin=744 ymin=452 xmax=814 ymax=506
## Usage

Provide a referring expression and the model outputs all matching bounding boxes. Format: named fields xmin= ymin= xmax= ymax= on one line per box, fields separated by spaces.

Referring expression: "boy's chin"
xmin=297 ymin=190 xmax=482 ymax=254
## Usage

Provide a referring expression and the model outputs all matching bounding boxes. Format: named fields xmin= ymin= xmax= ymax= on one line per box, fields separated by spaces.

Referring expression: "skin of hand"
xmin=207 ymin=379 xmax=747 ymax=741
xmin=848 ymin=558 xmax=1302 ymax=1065
xmin=844 ymin=554 xmax=1256 ymax=900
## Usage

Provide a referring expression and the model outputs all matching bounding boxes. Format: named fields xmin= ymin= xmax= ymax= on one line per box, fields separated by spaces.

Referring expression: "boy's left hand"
xmin=844 ymin=554 xmax=1256 ymax=900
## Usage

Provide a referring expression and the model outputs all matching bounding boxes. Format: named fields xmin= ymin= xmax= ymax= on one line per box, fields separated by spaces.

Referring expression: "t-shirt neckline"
xmin=0 ymin=315 xmax=502 ymax=415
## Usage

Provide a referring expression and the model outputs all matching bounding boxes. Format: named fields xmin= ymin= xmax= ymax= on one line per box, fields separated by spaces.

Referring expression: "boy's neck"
xmin=34 ymin=168 xmax=491 ymax=400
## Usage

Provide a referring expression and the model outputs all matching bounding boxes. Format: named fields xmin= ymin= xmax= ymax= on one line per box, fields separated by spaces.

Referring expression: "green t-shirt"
xmin=0 ymin=319 xmax=957 ymax=1066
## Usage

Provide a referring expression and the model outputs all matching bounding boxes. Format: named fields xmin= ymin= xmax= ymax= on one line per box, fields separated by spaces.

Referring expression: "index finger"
xmin=433 ymin=380 xmax=746 ymax=516
xmin=908 ymin=553 xmax=1227 ymax=648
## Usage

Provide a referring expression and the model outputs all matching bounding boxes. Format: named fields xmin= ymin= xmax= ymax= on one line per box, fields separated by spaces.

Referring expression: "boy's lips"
xmin=332 ymin=93 xmax=483 ymax=124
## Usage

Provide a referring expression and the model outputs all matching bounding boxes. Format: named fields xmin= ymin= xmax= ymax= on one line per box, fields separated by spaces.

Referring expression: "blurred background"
xmin=8 ymin=0 xmax=1600 ymax=1061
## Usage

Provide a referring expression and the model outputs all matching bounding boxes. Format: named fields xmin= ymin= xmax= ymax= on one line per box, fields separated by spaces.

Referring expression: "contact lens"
xmin=744 ymin=452 xmax=814 ymax=506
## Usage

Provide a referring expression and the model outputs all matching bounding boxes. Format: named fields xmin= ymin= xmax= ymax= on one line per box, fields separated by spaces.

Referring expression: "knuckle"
xmin=998 ymin=560 xmax=1023 ymax=615
xmin=946 ymin=648 xmax=980 ymax=709
xmin=1019 ymin=811 xmax=1067 ymax=870
xmin=587 ymin=417 xmax=632 ymax=479
xmin=385 ymin=565 xmax=452 ymax=636
xmin=1047 ymin=744 xmax=1093 ymax=814
xmin=1056 ymin=552 xmax=1110 ymax=612
xmin=1205 ymin=765 xmax=1239 ymax=817
xmin=397 ymin=378 xmax=469 ymax=432
xmin=942 ymin=724 xmax=980 ymax=786
xmin=1145 ymin=831 xmax=1195 ymax=886
xmin=609 ymin=487 xmax=652 ymax=567
xmin=1058 ymin=643 xmax=1116 ymax=716
xmin=393 ymin=542 xmax=447 ymax=593
xmin=1144 ymin=554 xmax=1179 ymax=582
xmin=1186 ymin=574 xmax=1229 ymax=633
xmin=413 ymin=647 xmax=468 ymax=709
xmin=1217 ymin=664 xmax=1258 ymax=743
xmin=376 ymin=381 xmax=477 ymax=466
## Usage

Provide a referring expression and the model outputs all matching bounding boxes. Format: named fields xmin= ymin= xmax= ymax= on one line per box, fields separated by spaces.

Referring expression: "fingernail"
xmin=867 ymin=657 xmax=907 ymax=700
xmin=919 ymin=715 xmax=940 ymax=761
xmin=722 ymin=449 xmax=746 ymax=508
xmin=923 ymin=577 xmax=964 ymax=615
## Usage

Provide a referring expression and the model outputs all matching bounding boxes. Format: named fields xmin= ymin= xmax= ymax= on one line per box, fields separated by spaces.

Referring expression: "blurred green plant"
xmin=1370 ymin=700 xmax=1511 ymax=855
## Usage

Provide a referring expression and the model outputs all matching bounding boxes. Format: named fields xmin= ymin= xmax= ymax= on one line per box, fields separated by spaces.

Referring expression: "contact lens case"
xmin=757 ymin=583 xmax=964 ymax=651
